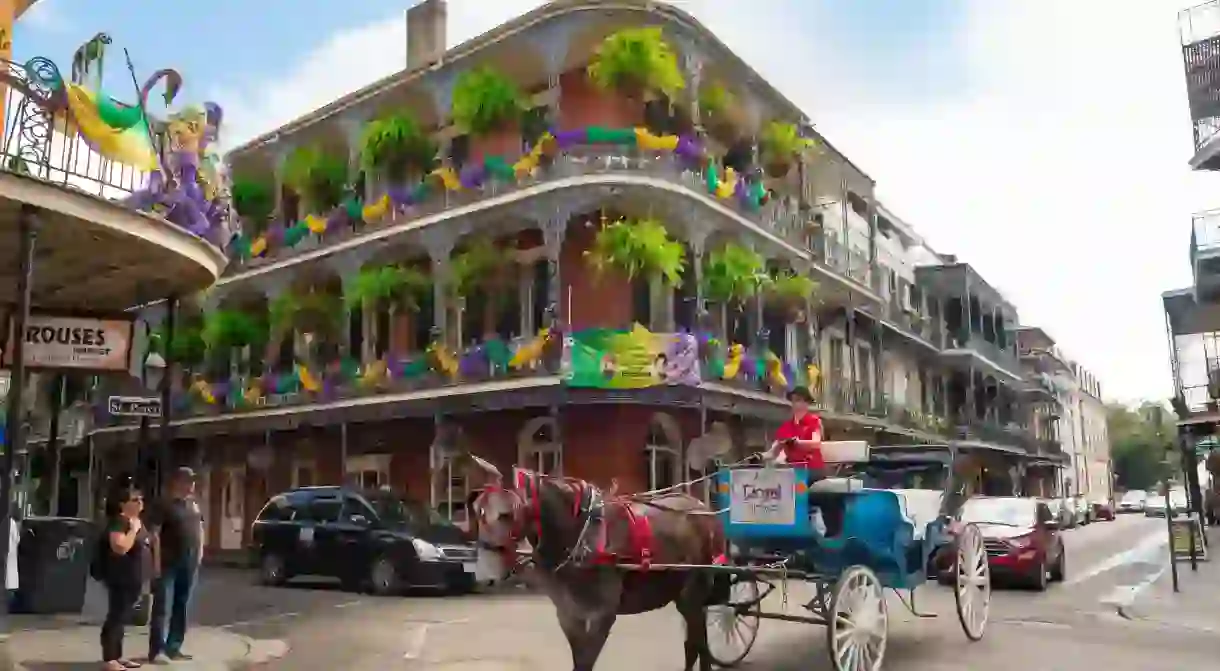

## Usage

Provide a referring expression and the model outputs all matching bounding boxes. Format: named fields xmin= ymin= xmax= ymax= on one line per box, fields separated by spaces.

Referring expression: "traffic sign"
xmin=107 ymin=396 xmax=161 ymax=418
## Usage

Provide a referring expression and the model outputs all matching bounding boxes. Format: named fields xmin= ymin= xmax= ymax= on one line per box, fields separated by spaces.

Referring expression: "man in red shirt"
xmin=764 ymin=386 xmax=826 ymax=476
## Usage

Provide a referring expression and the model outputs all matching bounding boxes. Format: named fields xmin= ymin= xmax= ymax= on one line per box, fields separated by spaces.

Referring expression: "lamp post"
xmin=142 ymin=350 xmax=165 ymax=497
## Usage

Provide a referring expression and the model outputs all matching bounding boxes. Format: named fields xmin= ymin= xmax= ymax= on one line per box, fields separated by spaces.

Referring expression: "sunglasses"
xmin=125 ymin=496 xmax=144 ymax=504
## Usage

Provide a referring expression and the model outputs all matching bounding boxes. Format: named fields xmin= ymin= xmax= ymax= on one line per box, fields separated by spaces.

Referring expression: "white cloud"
xmin=19 ymin=0 xmax=68 ymax=33
xmin=220 ymin=0 xmax=1209 ymax=403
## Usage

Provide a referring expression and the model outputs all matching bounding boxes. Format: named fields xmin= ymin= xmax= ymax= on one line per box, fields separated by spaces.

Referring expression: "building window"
xmin=519 ymin=418 xmax=562 ymax=475
xmin=644 ymin=420 xmax=681 ymax=492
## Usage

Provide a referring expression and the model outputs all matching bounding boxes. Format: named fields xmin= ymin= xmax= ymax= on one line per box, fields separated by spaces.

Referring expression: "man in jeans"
xmin=147 ymin=467 xmax=205 ymax=663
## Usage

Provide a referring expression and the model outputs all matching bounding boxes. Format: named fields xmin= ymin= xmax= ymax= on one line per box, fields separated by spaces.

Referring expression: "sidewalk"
xmin=3 ymin=626 xmax=287 ymax=671
xmin=1117 ymin=527 xmax=1220 ymax=633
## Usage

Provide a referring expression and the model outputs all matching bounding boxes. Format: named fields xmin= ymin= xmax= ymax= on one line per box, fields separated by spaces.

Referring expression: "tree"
xmin=1106 ymin=401 xmax=1175 ymax=492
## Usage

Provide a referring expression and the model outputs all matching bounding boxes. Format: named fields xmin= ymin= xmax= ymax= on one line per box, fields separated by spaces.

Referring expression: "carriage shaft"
xmin=743 ymin=610 xmax=827 ymax=626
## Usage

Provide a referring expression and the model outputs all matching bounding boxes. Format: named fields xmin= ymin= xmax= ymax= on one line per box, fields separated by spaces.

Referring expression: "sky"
xmin=12 ymin=0 xmax=1219 ymax=405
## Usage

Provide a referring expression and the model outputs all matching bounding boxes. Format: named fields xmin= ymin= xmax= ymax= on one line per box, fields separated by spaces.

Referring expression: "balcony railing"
xmin=1193 ymin=209 xmax=1220 ymax=259
xmin=945 ymin=329 xmax=1020 ymax=374
xmin=228 ymin=141 xmax=867 ymax=277
xmin=883 ymin=297 xmax=939 ymax=345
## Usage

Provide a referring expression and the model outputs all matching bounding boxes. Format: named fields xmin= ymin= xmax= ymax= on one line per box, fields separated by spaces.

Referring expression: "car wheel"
xmin=1031 ymin=559 xmax=1048 ymax=592
xmin=1050 ymin=549 xmax=1066 ymax=582
xmin=368 ymin=555 xmax=401 ymax=596
xmin=259 ymin=553 xmax=288 ymax=587
xmin=447 ymin=573 xmax=476 ymax=595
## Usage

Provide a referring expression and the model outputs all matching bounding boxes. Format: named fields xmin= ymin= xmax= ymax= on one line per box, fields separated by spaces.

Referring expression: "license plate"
xmin=462 ymin=562 xmax=476 ymax=574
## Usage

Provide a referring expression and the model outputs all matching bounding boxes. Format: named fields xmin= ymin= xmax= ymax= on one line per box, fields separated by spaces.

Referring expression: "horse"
xmin=462 ymin=454 xmax=728 ymax=671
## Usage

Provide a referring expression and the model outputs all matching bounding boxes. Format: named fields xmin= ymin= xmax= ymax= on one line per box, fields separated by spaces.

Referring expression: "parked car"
xmin=1145 ymin=494 xmax=1169 ymax=517
xmin=1091 ymin=499 xmax=1116 ymax=522
xmin=1039 ymin=497 xmax=1072 ymax=529
xmin=1170 ymin=490 xmax=1191 ymax=516
xmin=1072 ymin=495 xmax=1091 ymax=525
xmin=250 ymin=486 xmax=478 ymax=595
xmin=939 ymin=497 xmax=1065 ymax=590
xmin=1116 ymin=491 xmax=1146 ymax=513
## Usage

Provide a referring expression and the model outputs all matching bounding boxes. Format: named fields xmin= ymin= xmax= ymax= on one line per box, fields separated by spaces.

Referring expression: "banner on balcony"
xmin=563 ymin=324 xmax=700 ymax=389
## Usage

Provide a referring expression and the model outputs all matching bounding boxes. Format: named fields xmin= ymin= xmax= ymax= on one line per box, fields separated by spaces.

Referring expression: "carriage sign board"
xmin=729 ymin=468 xmax=797 ymax=526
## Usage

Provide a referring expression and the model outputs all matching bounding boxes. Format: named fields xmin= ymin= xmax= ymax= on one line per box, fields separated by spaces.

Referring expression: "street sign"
xmin=107 ymin=396 xmax=161 ymax=418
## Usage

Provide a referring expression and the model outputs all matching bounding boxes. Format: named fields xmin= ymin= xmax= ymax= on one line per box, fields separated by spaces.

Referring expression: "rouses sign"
xmin=3 ymin=313 xmax=134 ymax=372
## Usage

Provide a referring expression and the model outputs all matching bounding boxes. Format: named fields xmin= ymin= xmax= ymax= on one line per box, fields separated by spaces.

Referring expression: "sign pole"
xmin=155 ymin=296 xmax=177 ymax=500
xmin=46 ymin=373 xmax=64 ymax=516
xmin=1 ymin=205 xmax=40 ymax=619
xmin=1165 ymin=479 xmax=1180 ymax=593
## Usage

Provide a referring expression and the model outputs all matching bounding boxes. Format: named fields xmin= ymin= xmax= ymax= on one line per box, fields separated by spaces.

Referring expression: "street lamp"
xmin=143 ymin=351 xmax=166 ymax=391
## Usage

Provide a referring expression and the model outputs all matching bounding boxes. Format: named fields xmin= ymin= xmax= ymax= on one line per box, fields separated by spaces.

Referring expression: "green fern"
xmin=282 ymin=145 xmax=349 ymax=212
xmin=585 ymin=216 xmax=685 ymax=286
xmin=450 ymin=237 xmax=516 ymax=299
xmin=698 ymin=83 xmax=734 ymax=119
xmin=451 ymin=67 xmax=524 ymax=136
xmin=766 ymin=270 xmax=818 ymax=311
xmin=358 ymin=113 xmax=436 ymax=180
xmin=587 ymin=27 xmax=685 ymax=100
xmin=702 ymin=243 xmax=769 ymax=305
xmin=230 ymin=177 xmax=275 ymax=233
xmin=343 ymin=264 xmax=431 ymax=312
xmin=760 ymin=121 xmax=814 ymax=166
xmin=269 ymin=290 xmax=344 ymax=340
xmin=149 ymin=321 xmax=206 ymax=364
xmin=201 ymin=310 xmax=267 ymax=351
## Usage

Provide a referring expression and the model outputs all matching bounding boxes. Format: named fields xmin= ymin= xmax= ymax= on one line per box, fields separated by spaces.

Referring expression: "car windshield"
xmin=1147 ymin=495 xmax=1167 ymax=507
xmin=961 ymin=498 xmax=1036 ymax=527
xmin=1121 ymin=492 xmax=1145 ymax=503
xmin=367 ymin=494 xmax=446 ymax=528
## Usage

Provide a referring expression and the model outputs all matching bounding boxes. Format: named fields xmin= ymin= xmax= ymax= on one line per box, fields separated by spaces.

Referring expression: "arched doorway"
xmin=644 ymin=413 xmax=683 ymax=492
xmin=517 ymin=416 xmax=562 ymax=475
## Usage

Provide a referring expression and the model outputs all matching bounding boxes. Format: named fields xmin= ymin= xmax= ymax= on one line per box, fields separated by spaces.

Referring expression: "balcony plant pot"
xmin=585 ymin=27 xmax=684 ymax=129
xmin=451 ymin=67 xmax=525 ymax=168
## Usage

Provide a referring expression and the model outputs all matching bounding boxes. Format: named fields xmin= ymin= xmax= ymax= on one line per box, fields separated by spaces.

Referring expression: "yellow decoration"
xmin=359 ymin=360 xmax=389 ymax=389
xmin=361 ymin=194 xmax=390 ymax=222
xmin=56 ymin=84 xmax=160 ymax=172
xmin=243 ymin=382 xmax=264 ymax=406
xmin=716 ymin=167 xmax=738 ymax=199
xmin=298 ymin=365 xmax=322 ymax=392
xmin=305 ymin=214 xmax=328 ymax=234
xmin=723 ymin=343 xmax=744 ymax=379
xmin=427 ymin=342 xmax=460 ymax=379
xmin=434 ymin=167 xmax=463 ymax=192
xmin=765 ymin=351 xmax=788 ymax=388
xmin=806 ymin=363 xmax=820 ymax=385
xmin=249 ymin=236 xmax=268 ymax=257
xmin=634 ymin=127 xmax=680 ymax=152
xmin=190 ymin=378 xmax=216 ymax=405
xmin=510 ymin=328 xmax=550 ymax=369
xmin=512 ymin=132 xmax=553 ymax=176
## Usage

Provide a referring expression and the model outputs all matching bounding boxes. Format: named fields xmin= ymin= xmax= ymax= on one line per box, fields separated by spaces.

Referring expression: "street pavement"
xmin=12 ymin=515 xmax=1219 ymax=670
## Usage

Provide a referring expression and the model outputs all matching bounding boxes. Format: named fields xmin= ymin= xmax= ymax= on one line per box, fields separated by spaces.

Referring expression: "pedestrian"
xmin=100 ymin=483 xmax=151 ymax=670
xmin=7 ymin=509 xmax=20 ymax=611
xmin=146 ymin=467 xmax=204 ymax=664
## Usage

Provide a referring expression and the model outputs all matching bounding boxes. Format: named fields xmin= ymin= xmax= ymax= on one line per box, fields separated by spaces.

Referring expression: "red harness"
xmin=474 ymin=469 xmax=656 ymax=570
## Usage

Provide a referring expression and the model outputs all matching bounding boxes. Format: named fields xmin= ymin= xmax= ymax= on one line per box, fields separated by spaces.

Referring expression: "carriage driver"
xmin=763 ymin=385 xmax=826 ymax=479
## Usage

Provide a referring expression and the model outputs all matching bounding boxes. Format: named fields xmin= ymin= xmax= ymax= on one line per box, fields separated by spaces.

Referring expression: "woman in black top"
xmin=101 ymin=484 xmax=151 ymax=670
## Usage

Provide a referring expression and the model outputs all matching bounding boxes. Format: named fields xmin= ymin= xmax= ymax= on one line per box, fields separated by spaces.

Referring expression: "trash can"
xmin=15 ymin=516 xmax=95 ymax=614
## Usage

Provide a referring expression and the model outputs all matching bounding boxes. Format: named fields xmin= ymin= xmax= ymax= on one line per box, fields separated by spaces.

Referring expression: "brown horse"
xmin=464 ymin=455 xmax=727 ymax=671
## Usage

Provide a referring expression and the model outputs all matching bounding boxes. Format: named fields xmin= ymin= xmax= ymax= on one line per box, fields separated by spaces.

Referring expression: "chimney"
xmin=407 ymin=0 xmax=448 ymax=71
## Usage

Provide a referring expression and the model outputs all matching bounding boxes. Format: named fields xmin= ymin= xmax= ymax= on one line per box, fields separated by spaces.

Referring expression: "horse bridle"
xmin=472 ymin=475 xmax=598 ymax=574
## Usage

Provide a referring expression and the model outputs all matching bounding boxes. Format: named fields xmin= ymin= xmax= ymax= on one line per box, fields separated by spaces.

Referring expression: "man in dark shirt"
xmin=146 ymin=467 xmax=205 ymax=663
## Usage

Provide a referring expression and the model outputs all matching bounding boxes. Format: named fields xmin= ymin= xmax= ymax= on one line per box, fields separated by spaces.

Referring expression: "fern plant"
xmin=451 ymin=67 xmax=524 ymax=136
xmin=766 ymin=270 xmax=818 ymax=320
xmin=230 ymin=177 xmax=275 ymax=234
xmin=698 ymin=83 xmax=734 ymax=121
xmin=585 ymin=216 xmax=685 ymax=286
xmin=201 ymin=310 xmax=267 ymax=351
xmin=358 ymin=113 xmax=437 ymax=181
xmin=149 ymin=321 xmax=207 ymax=365
xmin=282 ymin=145 xmax=349 ymax=213
xmin=587 ymin=27 xmax=685 ymax=100
xmin=344 ymin=264 xmax=431 ymax=313
xmin=701 ymin=243 xmax=770 ymax=306
xmin=759 ymin=120 xmax=814 ymax=177
xmin=269 ymin=290 xmax=344 ymax=341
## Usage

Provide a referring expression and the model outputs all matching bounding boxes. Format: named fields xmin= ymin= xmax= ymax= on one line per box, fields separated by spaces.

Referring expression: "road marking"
xmin=221 ymin=611 xmax=301 ymax=629
xmin=334 ymin=600 xmax=363 ymax=609
xmin=403 ymin=623 xmax=430 ymax=660
xmin=1101 ymin=563 xmax=1168 ymax=612
xmin=1064 ymin=530 xmax=1167 ymax=586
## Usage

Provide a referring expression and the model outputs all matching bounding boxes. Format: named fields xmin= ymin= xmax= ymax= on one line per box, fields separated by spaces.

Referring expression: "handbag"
xmin=127 ymin=590 xmax=152 ymax=627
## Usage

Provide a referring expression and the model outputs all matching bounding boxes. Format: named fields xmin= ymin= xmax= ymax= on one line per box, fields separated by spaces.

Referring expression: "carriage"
xmin=698 ymin=441 xmax=991 ymax=670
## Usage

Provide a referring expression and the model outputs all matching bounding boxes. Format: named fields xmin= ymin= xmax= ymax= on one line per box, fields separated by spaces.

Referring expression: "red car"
xmin=938 ymin=497 xmax=1066 ymax=591
xmin=1091 ymin=500 xmax=1116 ymax=521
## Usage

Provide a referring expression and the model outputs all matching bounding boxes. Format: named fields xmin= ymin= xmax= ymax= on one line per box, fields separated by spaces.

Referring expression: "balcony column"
xmin=425 ymin=69 xmax=457 ymax=165
xmin=259 ymin=275 xmax=292 ymax=372
xmin=682 ymin=49 xmax=704 ymax=135
xmin=543 ymin=212 xmax=567 ymax=324
xmin=539 ymin=23 xmax=573 ymax=128
xmin=423 ymin=228 xmax=456 ymax=347
xmin=846 ymin=310 xmax=858 ymax=407
xmin=865 ymin=192 xmax=878 ymax=292
xmin=688 ymin=223 xmax=712 ymax=327
xmin=326 ymin=253 xmax=371 ymax=363
xmin=872 ymin=322 xmax=884 ymax=409
xmin=272 ymin=143 xmax=295 ymax=224
xmin=338 ymin=110 xmax=370 ymax=201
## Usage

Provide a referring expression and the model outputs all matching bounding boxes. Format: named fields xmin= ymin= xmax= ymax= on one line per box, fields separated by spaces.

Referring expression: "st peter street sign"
xmin=107 ymin=396 xmax=161 ymax=418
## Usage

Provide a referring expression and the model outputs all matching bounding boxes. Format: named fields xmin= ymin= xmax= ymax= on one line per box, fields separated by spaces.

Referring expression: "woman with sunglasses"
xmin=100 ymin=484 xmax=151 ymax=670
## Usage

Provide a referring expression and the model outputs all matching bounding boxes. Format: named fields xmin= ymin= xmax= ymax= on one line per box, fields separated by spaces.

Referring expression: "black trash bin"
xmin=15 ymin=516 xmax=95 ymax=614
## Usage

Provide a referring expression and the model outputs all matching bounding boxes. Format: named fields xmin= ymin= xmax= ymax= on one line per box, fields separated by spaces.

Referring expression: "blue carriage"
xmin=701 ymin=442 xmax=991 ymax=670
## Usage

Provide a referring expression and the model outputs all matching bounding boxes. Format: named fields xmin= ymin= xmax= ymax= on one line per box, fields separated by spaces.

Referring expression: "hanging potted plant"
xmin=766 ymin=269 xmax=818 ymax=322
xmin=268 ymin=289 xmax=345 ymax=370
xmin=150 ymin=318 xmax=207 ymax=387
xmin=759 ymin=120 xmax=814 ymax=178
xmin=698 ymin=82 xmax=736 ymax=137
xmin=451 ymin=67 xmax=525 ymax=166
xmin=450 ymin=237 xmax=517 ymax=339
xmin=701 ymin=243 xmax=769 ymax=338
xmin=344 ymin=264 xmax=431 ymax=356
xmin=585 ymin=26 xmax=685 ymax=128
xmin=230 ymin=176 xmax=275 ymax=237
xmin=201 ymin=309 xmax=268 ymax=378
xmin=359 ymin=113 xmax=437 ymax=188
xmin=585 ymin=216 xmax=684 ymax=329
xmin=282 ymin=145 xmax=349 ymax=215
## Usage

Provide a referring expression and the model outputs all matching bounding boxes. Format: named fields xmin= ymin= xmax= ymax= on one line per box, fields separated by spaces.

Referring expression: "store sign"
xmin=3 ymin=314 xmax=134 ymax=372
xmin=729 ymin=468 xmax=796 ymax=526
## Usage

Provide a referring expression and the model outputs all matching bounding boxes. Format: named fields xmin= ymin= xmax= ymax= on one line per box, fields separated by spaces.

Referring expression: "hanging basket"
xmin=765 ymin=159 xmax=792 ymax=179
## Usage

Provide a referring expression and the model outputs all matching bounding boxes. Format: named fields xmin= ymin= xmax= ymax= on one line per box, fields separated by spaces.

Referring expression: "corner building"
xmin=85 ymin=0 xmax=1061 ymax=556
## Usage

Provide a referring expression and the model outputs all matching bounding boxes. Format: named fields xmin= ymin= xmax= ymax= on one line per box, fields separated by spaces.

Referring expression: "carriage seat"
xmin=820 ymin=490 xmax=915 ymax=579
xmin=890 ymin=490 xmax=945 ymax=541
xmin=808 ymin=477 xmax=865 ymax=493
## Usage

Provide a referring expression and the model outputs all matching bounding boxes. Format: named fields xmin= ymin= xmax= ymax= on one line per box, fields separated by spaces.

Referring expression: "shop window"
xmin=644 ymin=419 xmax=681 ymax=492
xmin=520 ymin=419 xmax=562 ymax=475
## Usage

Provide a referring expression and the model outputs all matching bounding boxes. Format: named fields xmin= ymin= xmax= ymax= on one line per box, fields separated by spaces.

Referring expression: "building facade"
xmin=48 ymin=0 xmax=1078 ymax=554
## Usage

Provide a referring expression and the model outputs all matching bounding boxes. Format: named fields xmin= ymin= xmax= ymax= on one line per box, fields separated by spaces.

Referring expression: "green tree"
xmin=1107 ymin=401 xmax=1174 ymax=492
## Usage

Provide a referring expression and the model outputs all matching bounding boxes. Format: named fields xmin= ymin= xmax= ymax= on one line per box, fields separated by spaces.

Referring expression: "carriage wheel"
xmin=704 ymin=576 xmax=761 ymax=668
xmin=954 ymin=522 xmax=991 ymax=641
xmin=827 ymin=566 xmax=887 ymax=671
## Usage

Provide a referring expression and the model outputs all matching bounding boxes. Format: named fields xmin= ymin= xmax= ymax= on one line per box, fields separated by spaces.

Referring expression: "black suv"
xmin=250 ymin=486 xmax=477 ymax=595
